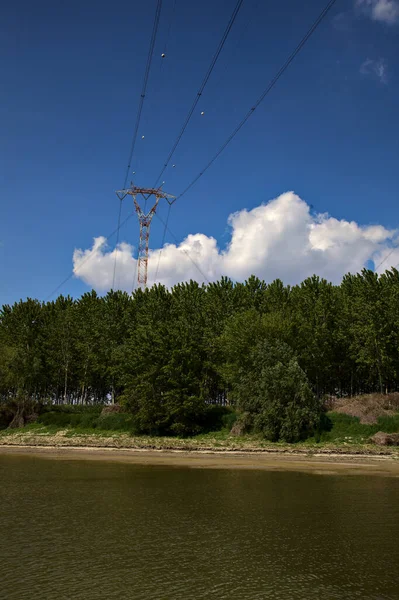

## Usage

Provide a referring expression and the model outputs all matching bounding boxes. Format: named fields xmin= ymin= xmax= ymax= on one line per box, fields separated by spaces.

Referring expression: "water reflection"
xmin=0 ymin=457 xmax=398 ymax=600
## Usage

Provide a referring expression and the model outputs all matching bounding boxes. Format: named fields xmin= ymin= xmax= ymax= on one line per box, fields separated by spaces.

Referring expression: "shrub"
xmin=0 ymin=402 xmax=14 ymax=430
xmin=95 ymin=413 xmax=139 ymax=432
xmin=0 ymin=396 xmax=42 ymax=429
xmin=69 ymin=413 xmax=98 ymax=429
xmin=221 ymin=408 xmax=238 ymax=431
xmin=38 ymin=411 xmax=72 ymax=427
xmin=196 ymin=405 xmax=237 ymax=432
xmin=230 ymin=411 xmax=252 ymax=436
xmin=229 ymin=340 xmax=322 ymax=442
xmin=40 ymin=404 xmax=102 ymax=415
xmin=37 ymin=407 xmax=139 ymax=433
xmin=121 ymin=384 xmax=210 ymax=437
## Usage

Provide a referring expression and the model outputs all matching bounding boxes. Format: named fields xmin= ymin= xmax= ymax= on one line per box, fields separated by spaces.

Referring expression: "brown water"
xmin=0 ymin=455 xmax=398 ymax=600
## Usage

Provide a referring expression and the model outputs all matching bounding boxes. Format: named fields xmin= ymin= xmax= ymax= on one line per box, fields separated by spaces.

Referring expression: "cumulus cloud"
xmin=73 ymin=192 xmax=397 ymax=291
xmin=360 ymin=58 xmax=389 ymax=83
xmin=356 ymin=0 xmax=399 ymax=24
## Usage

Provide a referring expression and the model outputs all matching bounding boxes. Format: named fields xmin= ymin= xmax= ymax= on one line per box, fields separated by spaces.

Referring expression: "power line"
xmin=212 ymin=0 xmax=261 ymax=91
xmin=153 ymin=0 xmax=245 ymax=187
xmin=172 ymin=0 xmax=338 ymax=204
xmin=123 ymin=0 xmax=163 ymax=189
xmin=155 ymin=0 xmax=178 ymax=92
xmin=154 ymin=203 xmax=171 ymax=282
xmin=46 ymin=0 xmax=337 ymax=300
xmin=44 ymin=212 xmax=135 ymax=302
xmin=112 ymin=198 xmax=124 ymax=289
xmin=47 ymin=3 xmax=163 ymax=301
xmin=163 ymin=0 xmax=177 ymax=58
xmin=374 ymin=246 xmax=398 ymax=272
xmin=131 ymin=249 xmax=139 ymax=294
xmin=154 ymin=212 xmax=210 ymax=283
xmin=113 ymin=0 xmax=163 ymax=288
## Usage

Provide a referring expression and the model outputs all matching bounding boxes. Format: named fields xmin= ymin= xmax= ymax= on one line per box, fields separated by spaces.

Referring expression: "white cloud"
xmin=356 ymin=0 xmax=399 ymax=24
xmin=374 ymin=246 xmax=399 ymax=272
xmin=73 ymin=192 xmax=397 ymax=291
xmin=360 ymin=58 xmax=388 ymax=83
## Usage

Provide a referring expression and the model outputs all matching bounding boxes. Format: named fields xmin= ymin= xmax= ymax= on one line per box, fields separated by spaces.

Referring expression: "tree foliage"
xmin=1 ymin=269 xmax=399 ymax=440
xmin=227 ymin=339 xmax=321 ymax=442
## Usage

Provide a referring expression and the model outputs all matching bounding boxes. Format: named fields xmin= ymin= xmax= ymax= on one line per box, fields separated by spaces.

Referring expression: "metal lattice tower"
xmin=116 ymin=185 xmax=175 ymax=287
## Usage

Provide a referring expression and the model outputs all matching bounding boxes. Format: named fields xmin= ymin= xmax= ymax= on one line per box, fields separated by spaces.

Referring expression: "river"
xmin=0 ymin=454 xmax=398 ymax=599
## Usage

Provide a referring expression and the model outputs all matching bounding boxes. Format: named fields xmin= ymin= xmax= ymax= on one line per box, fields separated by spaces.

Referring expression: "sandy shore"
xmin=1 ymin=444 xmax=399 ymax=476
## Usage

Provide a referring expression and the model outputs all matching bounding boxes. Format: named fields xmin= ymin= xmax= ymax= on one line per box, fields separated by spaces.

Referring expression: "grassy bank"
xmin=1 ymin=411 xmax=399 ymax=456
xmin=1 ymin=398 xmax=399 ymax=456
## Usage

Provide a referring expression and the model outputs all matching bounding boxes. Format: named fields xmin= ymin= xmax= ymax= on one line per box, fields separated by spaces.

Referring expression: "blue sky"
xmin=1 ymin=0 xmax=399 ymax=304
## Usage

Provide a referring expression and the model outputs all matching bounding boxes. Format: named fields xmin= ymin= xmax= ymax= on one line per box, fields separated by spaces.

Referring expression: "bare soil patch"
xmin=332 ymin=393 xmax=399 ymax=424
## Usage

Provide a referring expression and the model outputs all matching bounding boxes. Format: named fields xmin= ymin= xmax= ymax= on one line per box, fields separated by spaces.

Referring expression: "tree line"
xmin=1 ymin=269 xmax=399 ymax=440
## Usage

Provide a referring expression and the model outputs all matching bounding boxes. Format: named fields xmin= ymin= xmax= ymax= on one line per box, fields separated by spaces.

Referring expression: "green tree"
xmin=290 ymin=276 xmax=341 ymax=396
xmin=341 ymin=270 xmax=394 ymax=394
xmin=44 ymin=296 xmax=77 ymax=403
xmin=231 ymin=340 xmax=321 ymax=442
xmin=0 ymin=299 xmax=44 ymax=396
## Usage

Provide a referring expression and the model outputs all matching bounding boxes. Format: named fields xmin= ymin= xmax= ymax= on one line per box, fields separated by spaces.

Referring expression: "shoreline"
xmin=1 ymin=444 xmax=399 ymax=476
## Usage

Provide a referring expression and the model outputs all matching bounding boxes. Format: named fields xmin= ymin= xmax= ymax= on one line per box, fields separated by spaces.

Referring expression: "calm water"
xmin=0 ymin=456 xmax=399 ymax=600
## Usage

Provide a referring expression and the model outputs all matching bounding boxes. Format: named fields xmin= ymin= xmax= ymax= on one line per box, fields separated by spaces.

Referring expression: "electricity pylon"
xmin=116 ymin=185 xmax=175 ymax=287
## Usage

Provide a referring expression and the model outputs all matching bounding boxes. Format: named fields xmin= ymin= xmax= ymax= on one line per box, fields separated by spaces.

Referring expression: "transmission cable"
xmin=172 ymin=0 xmax=338 ymax=204
xmin=112 ymin=200 xmax=124 ymax=289
xmin=131 ymin=249 xmax=139 ymax=294
xmin=374 ymin=247 xmax=398 ymax=273
xmin=123 ymin=0 xmax=163 ymax=188
xmin=155 ymin=0 xmax=178 ymax=97
xmin=214 ymin=0 xmax=260 ymax=92
xmin=153 ymin=0 xmax=244 ymax=186
xmin=112 ymin=0 xmax=163 ymax=289
xmin=154 ymin=203 xmax=172 ymax=282
xmin=162 ymin=0 xmax=177 ymax=58
xmin=154 ymin=211 xmax=210 ymax=283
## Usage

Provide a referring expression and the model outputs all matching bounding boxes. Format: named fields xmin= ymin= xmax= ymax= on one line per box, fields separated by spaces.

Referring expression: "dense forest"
xmin=1 ymin=269 xmax=399 ymax=441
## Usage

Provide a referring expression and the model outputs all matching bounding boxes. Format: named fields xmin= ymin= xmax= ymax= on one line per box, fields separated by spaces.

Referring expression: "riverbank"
xmin=1 ymin=425 xmax=399 ymax=475
xmin=2 ymin=424 xmax=399 ymax=454
xmin=1 ymin=444 xmax=399 ymax=476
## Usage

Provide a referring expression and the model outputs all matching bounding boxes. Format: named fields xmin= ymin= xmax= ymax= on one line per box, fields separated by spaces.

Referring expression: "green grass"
xmin=1 ymin=408 xmax=399 ymax=453
xmin=193 ymin=411 xmax=399 ymax=447
xmin=307 ymin=412 xmax=399 ymax=445
xmin=35 ymin=405 xmax=237 ymax=437
xmin=1 ymin=422 xmax=398 ymax=455
xmin=0 ymin=423 xmax=61 ymax=436
xmin=37 ymin=410 xmax=139 ymax=432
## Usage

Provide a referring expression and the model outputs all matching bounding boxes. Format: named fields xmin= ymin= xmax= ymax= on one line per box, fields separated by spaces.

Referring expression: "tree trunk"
xmin=64 ymin=364 xmax=68 ymax=405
